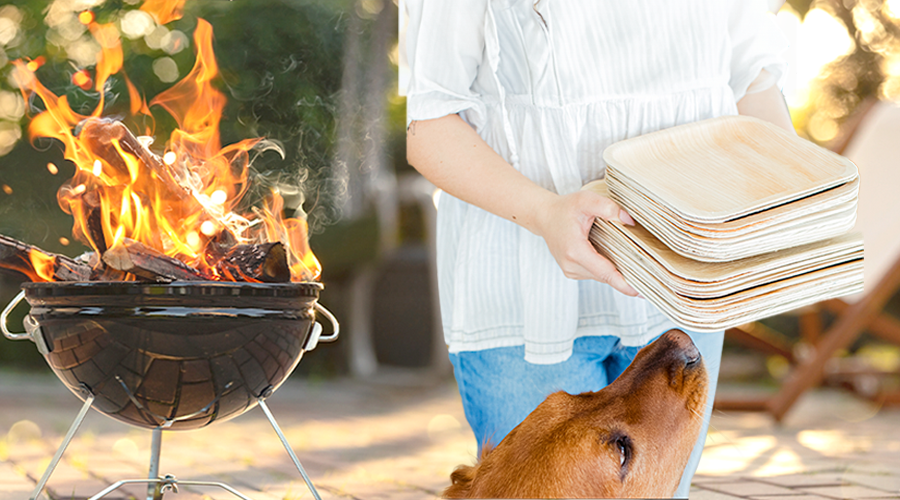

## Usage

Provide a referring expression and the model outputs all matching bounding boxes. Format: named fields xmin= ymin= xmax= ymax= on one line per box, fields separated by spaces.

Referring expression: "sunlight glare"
xmin=791 ymin=9 xmax=856 ymax=108
xmin=427 ymin=414 xmax=462 ymax=441
xmin=886 ymin=0 xmax=900 ymax=19
xmin=796 ymin=429 xmax=872 ymax=455
xmin=750 ymin=447 xmax=805 ymax=477
xmin=696 ymin=436 xmax=776 ymax=476
xmin=112 ymin=437 xmax=139 ymax=455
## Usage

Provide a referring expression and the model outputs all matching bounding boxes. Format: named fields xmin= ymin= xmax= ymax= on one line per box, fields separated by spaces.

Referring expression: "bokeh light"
xmin=64 ymin=37 xmax=101 ymax=68
xmin=774 ymin=1 xmax=900 ymax=146
xmin=792 ymin=8 xmax=856 ymax=109
xmin=144 ymin=24 xmax=170 ymax=50
xmin=885 ymin=0 xmax=900 ymax=18
xmin=210 ymin=190 xmax=228 ymax=205
xmin=160 ymin=29 xmax=188 ymax=55
xmin=71 ymin=68 xmax=92 ymax=90
xmin=78 ymin=10 xmax=94 ymax=25
xmin=0 ymin=120 xmax=22 ymax=156
xmin=0 ymin=17 xmax=18 ymax=47
xmin=0 ymin=90 xmax=24 ymax=120
xmin=119 ymin=9 xmax=155 ymax=39
xmin=152 ymin=56 xmax=179 ymax=82
xmin=7 ymin=420 xmax=41 ymax=443
xmin=0 ymin=5 xmax=22 ymax=48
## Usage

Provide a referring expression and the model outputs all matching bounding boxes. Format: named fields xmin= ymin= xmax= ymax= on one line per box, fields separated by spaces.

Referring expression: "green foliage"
xmin=0 ymin=0 xmax=351 ymax=248
xmin=790 ymin=0 xmax=900 ymax=145
xmin=193 ymin=0 xmax=347 ymax=176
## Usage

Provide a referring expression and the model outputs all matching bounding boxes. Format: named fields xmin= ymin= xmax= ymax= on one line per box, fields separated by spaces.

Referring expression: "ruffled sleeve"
xmin=405 ymin=0 xmax=488 ymax=128
xmin=728 ymin=0 xmax=789 ymax=102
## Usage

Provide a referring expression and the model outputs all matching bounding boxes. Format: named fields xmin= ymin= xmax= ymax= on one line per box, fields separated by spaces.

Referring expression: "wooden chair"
xmin=715 ymin=100 xmax=900 ymax=421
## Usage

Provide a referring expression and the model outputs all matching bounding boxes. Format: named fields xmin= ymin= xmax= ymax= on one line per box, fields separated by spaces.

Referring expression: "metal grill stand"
xmin=2 ymin=292 xmax=340 ymax=500
xmin=28 ymin=390 xmax=325 ymax=500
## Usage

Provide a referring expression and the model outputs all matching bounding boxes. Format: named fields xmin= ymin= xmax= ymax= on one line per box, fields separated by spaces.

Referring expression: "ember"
xmin=3 ymin=16 xmax=319 ymax=284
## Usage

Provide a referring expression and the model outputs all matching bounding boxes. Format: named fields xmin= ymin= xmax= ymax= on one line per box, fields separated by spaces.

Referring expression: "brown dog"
xmin=444 ymin=329 xmax=708 ymax=499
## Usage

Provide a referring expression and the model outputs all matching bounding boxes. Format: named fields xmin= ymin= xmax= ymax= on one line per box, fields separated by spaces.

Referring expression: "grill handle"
xmin=304 ymin=302 xmax=339 ymax=352
xmin=2 ymin=290 xmax=31 ymax=341
xmin=314 ymin=303 xmax=339 ymax=342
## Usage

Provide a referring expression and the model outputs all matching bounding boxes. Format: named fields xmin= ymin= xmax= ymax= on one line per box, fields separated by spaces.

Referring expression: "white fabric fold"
xmin=519 ymin=230 xmax=580 ymax=363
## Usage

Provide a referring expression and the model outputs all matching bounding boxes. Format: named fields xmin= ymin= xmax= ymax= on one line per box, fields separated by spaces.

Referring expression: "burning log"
xmin=84 ymin=191 xmax=108 ymax=254
xmin=0 ymin=235 xmax=92 ymax=282
xmin=102 ymin=238 xmax=206 ymax=282
xmin=72 ymin=117 xmax=194 ymax=255
xmin=1 ymin=232 xmax=291 ymax=284
xmin=90 ymin=265 xmax=129 ymax=282
xmin=78 ymin=252 xmax=129 ymax=281
xmin=76 ymin=118 xmax=188 ymax=200
xmin=209 ymin=242 xmax=291 ymax=283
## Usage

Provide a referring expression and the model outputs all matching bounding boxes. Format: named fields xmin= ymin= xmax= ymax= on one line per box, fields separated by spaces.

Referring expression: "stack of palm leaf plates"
xmin=603 ymin=115 xmax=860 ymax=262
xmin=586 ymin=116 xmax=864 ymax=332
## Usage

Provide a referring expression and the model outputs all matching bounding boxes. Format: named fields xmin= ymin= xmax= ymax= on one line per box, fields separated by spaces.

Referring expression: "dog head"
xmin=444 ymin=329 xmax=708 ymax=499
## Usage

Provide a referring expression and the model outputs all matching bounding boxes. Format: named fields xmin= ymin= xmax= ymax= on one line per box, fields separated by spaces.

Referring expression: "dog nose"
xmin=661 ymin=329 xmax=701 ymax=365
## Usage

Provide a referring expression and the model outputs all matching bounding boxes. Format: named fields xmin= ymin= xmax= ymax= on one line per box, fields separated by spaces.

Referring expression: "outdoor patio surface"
xmin=0 ymin=369 xmax=898 ymax=500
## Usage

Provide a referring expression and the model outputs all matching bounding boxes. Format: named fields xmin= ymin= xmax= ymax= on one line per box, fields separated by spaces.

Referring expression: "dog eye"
xmin=615 ymin=436 xmax=631 ymax=468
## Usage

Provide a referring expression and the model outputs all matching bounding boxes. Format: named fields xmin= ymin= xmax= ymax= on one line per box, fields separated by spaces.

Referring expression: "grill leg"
xmin=147 ymin=427 xmax=163 ymax=500
xmin=30 ymin=392 xmax=95 ymax=500
xmin=257 ymin=398 xmax=323 ymax=500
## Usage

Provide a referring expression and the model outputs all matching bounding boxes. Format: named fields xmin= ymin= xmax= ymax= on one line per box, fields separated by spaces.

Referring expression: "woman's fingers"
xmin=535 ymin=190 xmax=639 ymax=296
xmin=582 ymin=191 xmax=635 ymax=226
xmin=564 ymin=239 xmax=639 ymax=296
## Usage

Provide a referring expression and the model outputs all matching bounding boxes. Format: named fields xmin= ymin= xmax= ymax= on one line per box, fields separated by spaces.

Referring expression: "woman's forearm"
xmin=406 ymin=113 xmax=637 ymax=295
xmin=406 ymin=114 xmax=559 ymax=234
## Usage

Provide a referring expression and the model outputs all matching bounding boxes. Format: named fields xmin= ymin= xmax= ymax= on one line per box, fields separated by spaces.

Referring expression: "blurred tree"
xmin=787 ymin=0 xmax=813 ymax=15
xmin=0 ymin=0 xmax=355 ymax=247
xmin=787 ymin=0 xmax=900 ymax=147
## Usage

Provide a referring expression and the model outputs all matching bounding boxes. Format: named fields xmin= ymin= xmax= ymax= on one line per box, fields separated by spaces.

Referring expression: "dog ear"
xmin=480 ymin=439 xmax=496 ymax=460
xmin=442 ymin=463 xmax=477 ymax=498
xmin=443 ymin=438 xmax=500 ymax=497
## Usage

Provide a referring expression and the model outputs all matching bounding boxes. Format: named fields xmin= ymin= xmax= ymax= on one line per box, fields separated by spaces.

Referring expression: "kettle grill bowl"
xmin=21 ymin=281 xmax=323 ymax=430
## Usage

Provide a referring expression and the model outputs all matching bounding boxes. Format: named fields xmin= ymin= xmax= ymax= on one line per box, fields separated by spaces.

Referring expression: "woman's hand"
xmin=533 ymin=189 xmax=639 ymax=296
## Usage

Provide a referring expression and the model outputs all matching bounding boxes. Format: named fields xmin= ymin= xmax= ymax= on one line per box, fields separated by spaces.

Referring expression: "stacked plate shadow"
xmin=587 ymin=116 xmax=864 ymax=332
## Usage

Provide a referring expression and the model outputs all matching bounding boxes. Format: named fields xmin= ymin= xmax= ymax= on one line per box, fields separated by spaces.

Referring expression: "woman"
xmin=405 ymin=1 xmax=792 ymax=496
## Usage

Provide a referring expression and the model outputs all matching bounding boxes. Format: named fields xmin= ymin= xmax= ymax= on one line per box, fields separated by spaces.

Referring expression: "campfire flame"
xmin=29 ymin=251 xmax=56 ymax=282
xmin=140 ymin=0 xmax=186 ymax=26
xmin=11 ymin=16 xmax=320 ymax=282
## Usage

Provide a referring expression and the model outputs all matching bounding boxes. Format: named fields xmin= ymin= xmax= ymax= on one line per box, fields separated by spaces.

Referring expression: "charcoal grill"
xmin=2 ymin=281 xmax=339 ymax=500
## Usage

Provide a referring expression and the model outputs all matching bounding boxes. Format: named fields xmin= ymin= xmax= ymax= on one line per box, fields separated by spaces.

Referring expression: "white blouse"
xmin=406 ymin=0 xmax=788 ymax=364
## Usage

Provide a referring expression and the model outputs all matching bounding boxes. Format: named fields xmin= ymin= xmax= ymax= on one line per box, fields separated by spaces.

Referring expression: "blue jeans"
xmin=449 ymin=330 xmax=723 ymax=499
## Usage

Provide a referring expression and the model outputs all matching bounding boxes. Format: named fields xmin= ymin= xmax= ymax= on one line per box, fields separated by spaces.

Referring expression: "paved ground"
xmin=0 ymin=369 xmax=898 ymax=500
